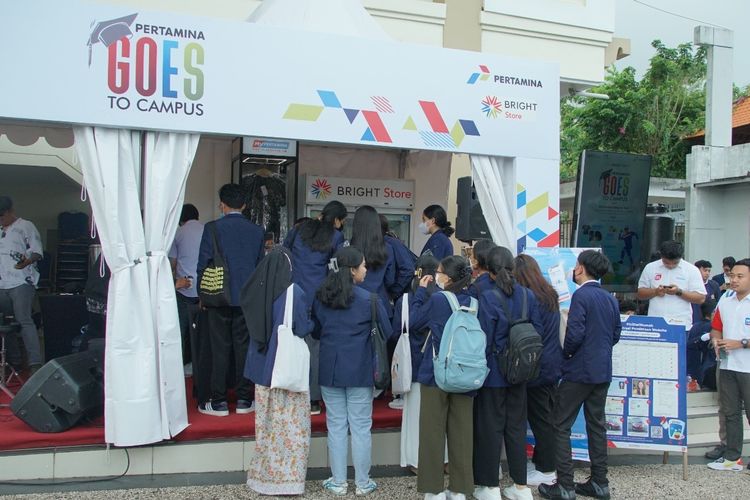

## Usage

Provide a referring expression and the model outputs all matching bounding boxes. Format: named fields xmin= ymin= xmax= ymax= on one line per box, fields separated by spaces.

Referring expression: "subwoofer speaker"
xmin=455 ymin=176 xmax=490 ymax=242
xmin=11 ymin=346 xmax=104 ymax=433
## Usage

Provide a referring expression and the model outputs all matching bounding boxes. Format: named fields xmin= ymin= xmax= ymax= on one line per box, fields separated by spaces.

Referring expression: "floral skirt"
xmin=246 ymin=385 xmax=310 ymax=495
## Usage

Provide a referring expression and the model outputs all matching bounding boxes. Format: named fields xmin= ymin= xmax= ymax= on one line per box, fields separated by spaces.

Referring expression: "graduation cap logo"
xmin=87 ymin=13 xmax=138 ymax=66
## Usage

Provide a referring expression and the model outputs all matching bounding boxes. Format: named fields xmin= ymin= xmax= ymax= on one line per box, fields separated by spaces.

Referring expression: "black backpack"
xmin=493 ymin=288 xmax=543 ymax=385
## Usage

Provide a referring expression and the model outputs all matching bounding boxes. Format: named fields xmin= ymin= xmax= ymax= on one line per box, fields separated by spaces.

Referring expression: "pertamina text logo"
xmin=467 ymin=65 xmax=544 ymax=88
xmin=311 ymin=178 xmax=332 ymax=199
xmin=87 ymin=13 xmax=205 ymax=116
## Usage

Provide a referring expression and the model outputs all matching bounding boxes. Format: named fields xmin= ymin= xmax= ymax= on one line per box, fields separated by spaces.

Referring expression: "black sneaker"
xmin=705 ymin=445 xmax=726 ymax=460
xmin=574 ymin=478 xmax=610 ymax=499
xmin=539 ymin=483 xmax=576 ymax=500
xmin=311 ymin=402 xmax=322 ymax=415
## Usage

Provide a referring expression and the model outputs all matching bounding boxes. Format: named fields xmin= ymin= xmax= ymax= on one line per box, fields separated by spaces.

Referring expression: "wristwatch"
xmin=675 ymin=288 xmax=683 ymax=297
xmin=742 ymin=339 xmax=749 ymax=349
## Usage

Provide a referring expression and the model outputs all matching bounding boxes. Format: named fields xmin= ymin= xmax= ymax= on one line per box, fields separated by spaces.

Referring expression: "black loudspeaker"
xmin=11 ymin=346 xmax=104 ymax=433
xmin=455 ymin=176 xmax=490 ymax=242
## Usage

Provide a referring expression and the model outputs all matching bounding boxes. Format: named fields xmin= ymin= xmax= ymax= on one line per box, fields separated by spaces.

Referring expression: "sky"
xmin=613 ymin=0 xmax=750 ymax=86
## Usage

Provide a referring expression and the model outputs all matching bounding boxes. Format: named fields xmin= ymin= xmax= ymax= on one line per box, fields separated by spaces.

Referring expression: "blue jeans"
xmin=321 ymin=385 xmax=373 ymax=487
xmin=0 ymin=284 xmax=41 ymax=365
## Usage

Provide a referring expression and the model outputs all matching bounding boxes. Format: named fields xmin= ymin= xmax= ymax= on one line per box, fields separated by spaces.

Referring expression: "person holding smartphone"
xmin=637 ymin=240 xmax=706 ymax=329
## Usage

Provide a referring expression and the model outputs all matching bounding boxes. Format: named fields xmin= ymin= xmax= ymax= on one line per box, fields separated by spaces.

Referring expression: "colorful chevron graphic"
xmin=283 ymin=89 xmax=480 ymax=149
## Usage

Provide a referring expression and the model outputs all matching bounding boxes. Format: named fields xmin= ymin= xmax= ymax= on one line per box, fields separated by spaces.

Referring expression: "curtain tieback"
xmin=112 ymin=250 xmax=168 ymax=274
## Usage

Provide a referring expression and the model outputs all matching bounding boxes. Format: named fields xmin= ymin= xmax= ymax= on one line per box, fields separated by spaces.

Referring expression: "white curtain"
xmin=470 ymin=155 xmax=516 ymax=251
xmin=73 ymin=127 xmax=199 ymax=446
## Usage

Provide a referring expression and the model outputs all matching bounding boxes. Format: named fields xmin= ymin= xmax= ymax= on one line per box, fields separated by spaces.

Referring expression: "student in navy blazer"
xmin=350 ymin=206 xmax=396 ymax=317
xmin=241 ymin=248 xmax=314 ymax=495
xmin=539 ymin=250 xmax=621 ymax=500
xmin=311 ymin=246 xmax=391 ymax=496
xmin=468 ymin=238 xmax=497 ymax=299
xmin=474 ymin=247 xmax=541 ymax=500
xmin=381 ymin=214 xmax=416 ymax=301
xmin=418 ymin=204 xmax=455 ymax=260
xmin=283 ymin=200 xmax=347 ymax=414
xmin=411 ymin=255 xmax=475 ymax=499
xmin=391 ymin=253 xmax=440 ymax=472
xmin=196 ymin=184 xmax=265 ymax=417
xmin=514 ymin=254 xmax=563 ymax=487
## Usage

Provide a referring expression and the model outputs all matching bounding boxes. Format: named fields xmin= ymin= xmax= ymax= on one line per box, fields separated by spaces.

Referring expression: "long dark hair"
xmin=351 ymin=205 xmax=387 ymax=270
xmin=487 ymin=246 xmax=515 ymax=296
xmin=411 ymin=254 xmax=440 ymax=294
xmin=441 ymin=255 xmax=472 ymax=293
xmin=472 ymin=239 xmax=497 ymax=271
xmin=423 ymin=204 xmax=455 ymax=237
xmin=316 ymin=246 xmax=364 ymax=309
xmin=514 ymin=254 xmax=558 ymax=313
xmin=299 ymin=200 xmax=347 ymax=253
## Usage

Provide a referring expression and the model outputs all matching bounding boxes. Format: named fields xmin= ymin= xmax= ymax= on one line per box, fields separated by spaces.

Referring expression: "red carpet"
xmin=0 ymin=377 xmax=403 ymax=452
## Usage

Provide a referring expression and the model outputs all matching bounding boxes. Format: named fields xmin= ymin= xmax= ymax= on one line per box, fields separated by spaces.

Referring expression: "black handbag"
xmin=198 ymin=223 xmax=232 ymax=307
xmin=370 ymin=293 xmax=391 ymax=390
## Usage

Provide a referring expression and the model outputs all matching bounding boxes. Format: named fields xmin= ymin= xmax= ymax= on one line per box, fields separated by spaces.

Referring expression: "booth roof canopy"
xmin=247 ymin=0 xmax=390 ymax=40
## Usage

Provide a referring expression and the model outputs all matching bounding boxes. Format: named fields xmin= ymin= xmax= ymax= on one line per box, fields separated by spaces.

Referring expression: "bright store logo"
xmin=311 ymin=178 xmax=332 ymax=199
xmin=87 ymin=13 xmax=206 ymax=116
xmin=481 ymin=96 xmax=502 ymax=118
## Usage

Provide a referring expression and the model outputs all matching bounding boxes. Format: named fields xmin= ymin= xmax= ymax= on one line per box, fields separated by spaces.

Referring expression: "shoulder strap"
xmin=283 ymin=284 xmax=294 ymax=328
xmin=401 ymin=295 xmax=409 ymax=335
xmin=467 ymin=297 xmax=478 ymax=316
xmin=492 ymin=288 xmax=514 ymax=324
xmin=440 ymin=291 xmax=460 ymax=312
xmin=370 ymin=293 xmax=378 ymax=329
xmin=207 ymin=222 xmax=225 ymax=267
xmin=519 ymin=288 xmax=528 ymax=321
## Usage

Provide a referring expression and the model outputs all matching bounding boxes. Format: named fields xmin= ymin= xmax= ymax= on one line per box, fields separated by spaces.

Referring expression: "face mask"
xmin=418 ymin=222 xmax=430 ymax=235
xmin=436 ymin=277 xmax=446 ymax=289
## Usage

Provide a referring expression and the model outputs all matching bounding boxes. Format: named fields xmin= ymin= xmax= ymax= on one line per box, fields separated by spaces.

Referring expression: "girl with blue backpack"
xmin=474 ymin=247 xmax=543 ymax=500
xmin=311 ymin=246 xmax=393 ymax=496
xmin=411 ymin=255 xmax=476 ymax=500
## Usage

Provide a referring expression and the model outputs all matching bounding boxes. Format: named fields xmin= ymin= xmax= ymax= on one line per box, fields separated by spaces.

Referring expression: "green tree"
xmin=561 ymin=40 xmax=707 ymax=179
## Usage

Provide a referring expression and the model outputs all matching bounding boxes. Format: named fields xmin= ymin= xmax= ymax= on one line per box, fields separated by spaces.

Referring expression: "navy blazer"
xmin=392 ymin=292 xmax=432 ymax=382
xmin=243 ymin=285 xmax=314 ymax=387
xmin=357 ymin=243 xmax=396 ymax=317
xmin=421 ymin=231 xmax=453 ymax=260
xmin=385 ymin=235 xmax=416 ymax=299
xmin=478 ymin=283 xmax=544 ymax=387
xmin=312 ymin=287 xmax=393 ymax=388
xmin=197 ymin=213 xmax=265 ymax=306
xmin=410 ymin=288 xmax=474 ymax=388
xmin=561 ymin=282 xmax=621 ymax=384
xmin=284 ymin=228 xmax=345 ymax=310
xmin=529 ymin=305 xmax=563 ymax=387
xmin=468 ymin=273 xmax=493 ymax=299
xmin=693 ymin=279 xmax=720 ymax=323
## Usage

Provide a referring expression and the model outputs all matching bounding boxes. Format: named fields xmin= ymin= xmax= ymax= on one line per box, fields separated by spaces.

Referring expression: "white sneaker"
xmin=388 ymin=397 xmax=404 ymax=410
xmin=526 ymin=469 xmax=557 ymax=486
xmin=707 ymin=457 xmax=745 ymax=471
xmin=502 ymin=484 xmax=533 ymax=500
xmin=446 ymin=491 xmax=466 ymax=500
xmin=472 ymin=486 xmax=501 ymax=500
xmin=424 ymin=492 xmax=447 ymax=500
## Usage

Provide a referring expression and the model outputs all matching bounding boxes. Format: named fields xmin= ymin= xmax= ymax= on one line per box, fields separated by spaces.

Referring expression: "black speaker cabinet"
xmin=11 ymin=346 xmax=104 ymax=433
xmin=455 ymin=176 xmax=490 ymax=242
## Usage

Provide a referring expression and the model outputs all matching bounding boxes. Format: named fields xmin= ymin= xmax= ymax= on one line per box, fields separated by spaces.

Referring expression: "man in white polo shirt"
xmin=637 ymin=240 xmax=706 ymax=328
xmin=707 ymin=258 xmax=750 ymax=471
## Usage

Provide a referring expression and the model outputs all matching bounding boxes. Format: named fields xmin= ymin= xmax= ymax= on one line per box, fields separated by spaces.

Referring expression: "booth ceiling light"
xmin=242 ymin=156 xmax=289 ymax=165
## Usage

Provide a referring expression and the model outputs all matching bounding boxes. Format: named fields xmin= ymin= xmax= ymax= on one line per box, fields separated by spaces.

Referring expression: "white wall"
xmin=184 ymin=138 xmax=233 ymax=223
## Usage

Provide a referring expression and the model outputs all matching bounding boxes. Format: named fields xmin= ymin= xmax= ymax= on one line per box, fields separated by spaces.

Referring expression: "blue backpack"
xmin=433 ymin=291 xmax=489 ymax=393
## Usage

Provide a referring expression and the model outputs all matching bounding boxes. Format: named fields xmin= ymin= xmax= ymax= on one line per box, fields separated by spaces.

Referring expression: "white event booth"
xmin=0 ymin=0 xmax=560 ymax=447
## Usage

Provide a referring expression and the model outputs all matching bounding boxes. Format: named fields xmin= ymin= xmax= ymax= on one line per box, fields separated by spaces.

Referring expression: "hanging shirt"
xmin=420 ymin=231 xmax=453 ymax=260
xmin=0 ymin=218 xmax=43 ymax=289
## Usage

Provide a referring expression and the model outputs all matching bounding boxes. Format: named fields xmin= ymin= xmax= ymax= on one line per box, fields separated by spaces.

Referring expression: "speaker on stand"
xmin=455 ymin=176 xmax=490 ymax=242
xmin=10 ymin=345 xmax=104 ymax=433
